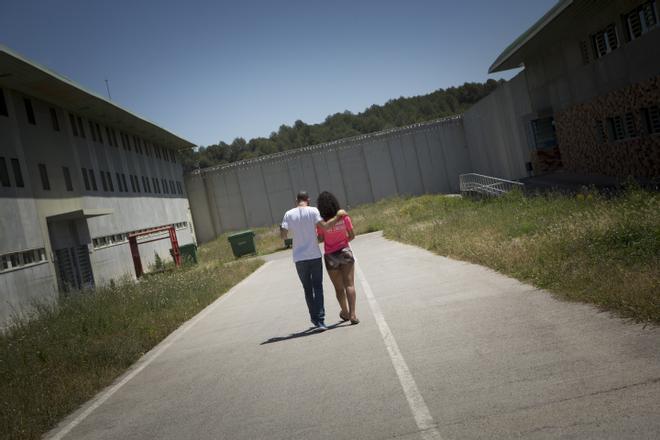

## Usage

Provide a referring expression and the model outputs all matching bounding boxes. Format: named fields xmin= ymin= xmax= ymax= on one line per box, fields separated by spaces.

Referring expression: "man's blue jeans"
xmin=295 ymin=257 xmax=325 ymax=325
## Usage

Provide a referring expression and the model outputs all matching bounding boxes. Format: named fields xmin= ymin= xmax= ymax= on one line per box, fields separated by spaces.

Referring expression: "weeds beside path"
xmin=349 ymin=189 xmax=660 ymax=324
xmin=0 ymin=234 xmax=265 ymax=440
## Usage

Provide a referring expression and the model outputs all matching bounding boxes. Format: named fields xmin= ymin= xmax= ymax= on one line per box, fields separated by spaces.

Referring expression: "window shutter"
xmin=643 ymin=105 xmax=660 ymax=134
xmin=593 ymin=32 xmax=607 ymax=57
xmin=605 ymin=24 xmax=618 ymax=50
xmin=642 ymin=2 xmax=657 ymax=27
xmin=628 ymin=12 xmax=643 ymax=39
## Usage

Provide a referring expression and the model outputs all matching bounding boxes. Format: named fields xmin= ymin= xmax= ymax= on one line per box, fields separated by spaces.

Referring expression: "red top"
xmin=316 ymin=215 xmax=353 ymax=254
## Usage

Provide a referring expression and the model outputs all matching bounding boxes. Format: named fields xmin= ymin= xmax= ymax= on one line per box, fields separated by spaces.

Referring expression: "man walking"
xmin=281 ymin=191 xmax=345 ymax=331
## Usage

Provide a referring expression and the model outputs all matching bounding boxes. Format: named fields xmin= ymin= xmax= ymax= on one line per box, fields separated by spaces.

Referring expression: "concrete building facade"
xmin=0 ymin=46 xmax=195 ymax=326
xmin=489 ymin=0 xmax=660 ymax=177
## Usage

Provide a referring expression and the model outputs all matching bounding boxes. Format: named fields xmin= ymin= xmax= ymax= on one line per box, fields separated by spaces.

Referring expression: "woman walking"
xmin=316 ymin=191 xmax=359 ymax=325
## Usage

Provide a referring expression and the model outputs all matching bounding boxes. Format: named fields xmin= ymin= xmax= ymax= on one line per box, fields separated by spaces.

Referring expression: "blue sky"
xmin=0 ymin=0 xmax=556 ymax=146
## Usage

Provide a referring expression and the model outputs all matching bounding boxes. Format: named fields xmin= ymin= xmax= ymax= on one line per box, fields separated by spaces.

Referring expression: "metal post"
xmin=129 ymin=236 xmax=143 ymax=278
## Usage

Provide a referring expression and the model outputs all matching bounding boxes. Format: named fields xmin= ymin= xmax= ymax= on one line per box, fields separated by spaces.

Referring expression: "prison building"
xmin=486 ymin=0 xmax=660 ymax=178
xmin=0 ymin=46 xmax=196 ymax=326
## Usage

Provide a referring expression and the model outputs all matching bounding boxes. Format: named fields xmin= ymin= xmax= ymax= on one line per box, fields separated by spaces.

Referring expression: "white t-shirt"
xmin=281 ymin=206 xmax=323 ymax=262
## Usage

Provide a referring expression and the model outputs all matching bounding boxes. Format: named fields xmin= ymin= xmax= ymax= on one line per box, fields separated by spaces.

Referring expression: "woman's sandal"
xmin=350 ymin=317 xmax=360 ymax=325
xmin=339 ymin=312 xmax=350 ymax=322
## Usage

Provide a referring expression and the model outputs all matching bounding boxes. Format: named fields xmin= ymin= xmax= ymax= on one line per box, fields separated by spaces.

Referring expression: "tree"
xmin=181 ymin=80 xmax=503 ymax=171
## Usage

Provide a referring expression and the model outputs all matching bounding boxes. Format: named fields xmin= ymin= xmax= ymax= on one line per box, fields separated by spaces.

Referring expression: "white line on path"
xmin=45 ymin=261 xmax=274 ymax=440
xmin=356 ymin=262 xmax=444 ymax=440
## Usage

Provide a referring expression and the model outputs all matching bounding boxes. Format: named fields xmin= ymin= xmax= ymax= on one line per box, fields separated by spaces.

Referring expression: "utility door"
xmin=48 ymin=219 xmax=95 ymax=292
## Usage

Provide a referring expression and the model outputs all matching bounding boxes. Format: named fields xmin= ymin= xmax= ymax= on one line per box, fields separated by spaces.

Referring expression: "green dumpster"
xmin=227 ymin=230 xmax=256 ymax=258
xmin=284 ymin=238 xmax=293 ymax=248
xmin=179 ymin=243 xmax=198 ymax=264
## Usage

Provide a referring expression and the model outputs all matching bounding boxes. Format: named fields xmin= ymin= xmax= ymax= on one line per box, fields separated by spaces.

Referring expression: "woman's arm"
xmin=347 ymin=229 xmax=355 ymax=241
xmin=316 ymin=209 xmax=348 ymax=230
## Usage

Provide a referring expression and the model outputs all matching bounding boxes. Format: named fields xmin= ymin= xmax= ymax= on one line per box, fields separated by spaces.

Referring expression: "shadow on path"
xmin=260 ymin=321 xmax=352 ymax=345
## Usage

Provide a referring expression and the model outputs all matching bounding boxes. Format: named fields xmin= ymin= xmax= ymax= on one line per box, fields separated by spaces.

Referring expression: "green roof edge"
xmin=488 ymin=0 xmax=574 ymax=74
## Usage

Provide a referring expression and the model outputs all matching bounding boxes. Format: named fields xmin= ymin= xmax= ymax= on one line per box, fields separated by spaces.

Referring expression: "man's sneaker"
xmin=316 ymin=323 xmax=328 ymax=332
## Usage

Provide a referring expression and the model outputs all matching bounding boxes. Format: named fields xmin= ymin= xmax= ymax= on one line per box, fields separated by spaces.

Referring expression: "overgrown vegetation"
xmin=179 ymin=80 xmax=502 ymax=170
xmin=348 ymin=188 xmax=660 ymax=323
xmin=0 ymin=233 xmax=270 ymax=440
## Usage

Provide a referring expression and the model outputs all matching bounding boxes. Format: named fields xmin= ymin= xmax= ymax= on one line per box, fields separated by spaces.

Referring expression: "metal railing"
xmin=459 ymin=173 xmax=524 ymax=197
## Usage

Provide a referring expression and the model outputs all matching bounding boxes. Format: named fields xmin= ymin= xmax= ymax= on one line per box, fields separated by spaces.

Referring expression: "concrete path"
xmin=47 ymin=232 xmax=660 ymax=440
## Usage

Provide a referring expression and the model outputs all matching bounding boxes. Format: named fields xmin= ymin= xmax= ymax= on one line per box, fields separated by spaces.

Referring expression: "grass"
xmin=0 ymin=232 xmax=268 ymax=440
xmin=348 ymin=188 xmax=660 ymax=324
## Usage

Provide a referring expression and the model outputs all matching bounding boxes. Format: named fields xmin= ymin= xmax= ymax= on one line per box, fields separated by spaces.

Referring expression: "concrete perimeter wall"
xmin=186 ymin=117 xmax=470 ymax=243
xmin=463 ymin=72 xmax=534 ymax=180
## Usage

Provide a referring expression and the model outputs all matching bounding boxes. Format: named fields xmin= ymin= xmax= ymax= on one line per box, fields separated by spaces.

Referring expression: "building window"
xmin=531 ymin=117 xmax=557 ymax=149
xmin=95 ymin=124 xmax=103 ymax=143
xmin=77 ymin=116 xmax=85 ymax=138
xmin=11 ymin=158 xmax=24 ymax=187
xmin=642 ymin=105 xmax=660 ymax=134
xmin=89 ymin=121 xmax=97 ymax=142
xmin=626 ymin=1 xmax=658 ymax=40
xmin=24 ymin=98 xmax=36 ymax=125
xmin=176 ymin=181 xmax=183 ymax=195
xmin=169 ymin=180 xmax=175 ymax=194
xmin=115 ymin=172 xmax=122 ymax=192
xmin=50 ymin=108 xmax=60 ymax=131
xmin=0 ymin=248 xmax=47 ymax=272
xmin=162 ymin=178 xmax=169 ymax=194
xmin=63 ymin=167 xmax=73 ymax=191
xmin=607 ymin=113 xmax=637 ymax=141
xmin=130 ymin=175 xmax=137 ymax=192
xmin=608 ymin=116 xmax=625 ymax=140
xmin=38 ymin=163 xmax=50 ymax=190
xmin=121 ymin=174 xmax=128 ymax=192
xmin=69 ymin=114 xmax=79 ymax=136
xmin=0 ymin=88 xmax=8 ymax=117
xmin=89 ymin=169 xmax=98 ymax=191
xmin=106 ymin=171 xmax=114 ymax=192
xmin=100 ymin=170 xmax=108 ymax=191
xmin=0 ymin=157 xmax=10 ymax=187
xmin=592 ymin=24 xmax=619 ymax=58
xmin=82 ymin=168 xmax=90 ymax=190
xmin=106 ymin=127 xmax=114 ymax=146
xmin=22 ymin=249 xmax=36 ymax=265
xmin=153 ymin=177 xmax=160 ymax=193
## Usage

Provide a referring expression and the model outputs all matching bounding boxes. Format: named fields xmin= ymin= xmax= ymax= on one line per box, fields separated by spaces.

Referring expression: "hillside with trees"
xmin=180 ymin=79 xmax=503 ymax=171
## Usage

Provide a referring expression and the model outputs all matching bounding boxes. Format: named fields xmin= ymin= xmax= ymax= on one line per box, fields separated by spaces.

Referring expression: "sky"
xmin=0 ymin=0 xmax=556 ymax=147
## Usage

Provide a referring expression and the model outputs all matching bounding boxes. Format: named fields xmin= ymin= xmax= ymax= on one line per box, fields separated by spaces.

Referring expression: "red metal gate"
xmin=128 ymin=225 xmax=181 ymax=278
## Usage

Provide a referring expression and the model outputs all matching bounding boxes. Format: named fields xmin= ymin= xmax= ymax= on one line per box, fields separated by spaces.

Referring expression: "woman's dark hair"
xmin=317 ymin=191 xmax=341 ymax=221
